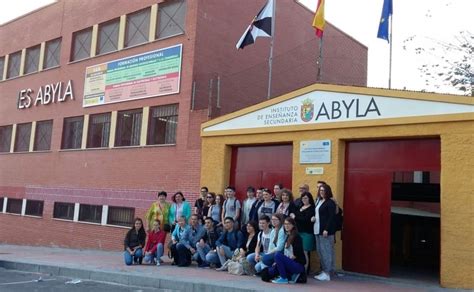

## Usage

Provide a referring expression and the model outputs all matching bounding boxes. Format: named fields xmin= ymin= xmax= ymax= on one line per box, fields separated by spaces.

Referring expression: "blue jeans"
xmin=216 ymin=245 xmax=233 ymax=265
xmin=144 ymin=243 xmax=164 ymax=264
xmin=124 ymin=248 xmax=143 ymax=265
xmin=247 ymin=252 xmax=268 ymax=272
xmin=274 ymin=252 xmax=305 ymax=279
xmin=196 ymin=243 xmax=211 ymax=263
xmin=261 ymin=252 xmax=276 ymax=266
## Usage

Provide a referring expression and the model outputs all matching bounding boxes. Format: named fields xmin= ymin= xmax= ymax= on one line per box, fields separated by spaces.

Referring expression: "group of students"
xmin=123 ymin=181 xmax=341 ymax=284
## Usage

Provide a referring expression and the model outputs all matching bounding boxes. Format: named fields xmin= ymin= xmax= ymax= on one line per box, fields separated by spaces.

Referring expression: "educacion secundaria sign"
xmin=83 ymin=44 xmax=182 ymax=107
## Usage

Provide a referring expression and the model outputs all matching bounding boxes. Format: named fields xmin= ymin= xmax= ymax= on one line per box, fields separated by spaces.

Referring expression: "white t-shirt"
xmin=314 ymin=200 xmax=323 ymax=234
xmin=260 ymin=230 xmax=272 ymax=253
xmin=242 ymin=197 xmax=256 ymax=224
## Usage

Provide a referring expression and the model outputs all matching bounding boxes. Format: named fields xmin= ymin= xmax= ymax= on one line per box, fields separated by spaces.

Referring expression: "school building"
xmin=0 ymin=1 xmax=366 ymax=251
xmin=200 ymin=84 xmax=473 ymax=289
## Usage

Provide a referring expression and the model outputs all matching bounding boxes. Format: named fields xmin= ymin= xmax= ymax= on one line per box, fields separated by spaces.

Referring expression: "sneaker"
xmin=216 ymin=265 xmax=227 ymax=271
xmin=271 ymin=276 xmax=289 ymax=284
xmin=156 ymin=260 xmax=161 ymax=266
xmin=314 ymin=272 xmax=330 ymax=281
xmin=198 ymin=262 xmax=210 ymax=268
xmin=289 ymin=273 xmax=300 ymax=284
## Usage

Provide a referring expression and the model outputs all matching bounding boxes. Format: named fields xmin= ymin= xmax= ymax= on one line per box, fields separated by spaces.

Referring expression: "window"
xmin=53 ymin=202 xmax=75 ymax=220
xmin=147 ymin=104 xmax=178 ymax=145
xmin=0 ymin=197 xmax=4 ymax=212
xmin=25 ymin=200 xmax=44 ymax=217
xmin=25 ymin=45 xmax=40 ymax=74
xmin=0 ymin=125 xmax=12 ymax=153
xmin=97 ymin=19 xmax=119 ymax=55
xmin=71 ymin=27 xmax=92 ymax=61
xmin=87 ymin=113 xmax=110 ymax=148
xmin=44 ymin=38 xmax=61 ymax=69
xmin=78 ymin=204 xmax=102 ymax=224
xmin=14 ymin=123 xmax=32 ymax=152
xmin=125 ymin=8 xmax=150 ymax=47
xmin=6 ymin=198 xmax=22 ymax=214
xmin=34 ymin=120 xmax=53 ymax=151
xmin=62 ymin=116 xmax=83 ymax=149
xmin=115 ymin=109 xmax=142 ymax=147
xmin=156 ymin=0 xmax=186 ymax=39
xmin=107 ymin=206 xmax=135 ymax=227
xmin=0 ymin=56 xmax=4 ymax=79
xmin=7 ymin=51 xmax=21 ymax=79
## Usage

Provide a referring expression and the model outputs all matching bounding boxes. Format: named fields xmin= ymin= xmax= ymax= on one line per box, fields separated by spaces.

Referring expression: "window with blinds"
xmin=107 ymin=206 xmax=135 ymax=227
xmin=87 ymin=113 xmax=111 ymax=148
xmin=79 ymin=204 xmax=102 ymax=224
xmin=147 ymin=104 xmax=178 ymax=145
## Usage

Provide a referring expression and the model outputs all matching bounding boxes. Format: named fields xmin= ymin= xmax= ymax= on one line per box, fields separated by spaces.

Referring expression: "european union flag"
xmin=377 ymin=0 xmax=392 ymax=42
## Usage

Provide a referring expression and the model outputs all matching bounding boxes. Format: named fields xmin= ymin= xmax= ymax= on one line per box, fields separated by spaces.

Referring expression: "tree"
xmin=403 ymin=30 xmax=473 ymax=96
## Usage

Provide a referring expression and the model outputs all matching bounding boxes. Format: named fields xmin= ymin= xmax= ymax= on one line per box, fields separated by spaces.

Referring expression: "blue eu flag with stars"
xmin=377 ymin=0 xmax=393 ymax=42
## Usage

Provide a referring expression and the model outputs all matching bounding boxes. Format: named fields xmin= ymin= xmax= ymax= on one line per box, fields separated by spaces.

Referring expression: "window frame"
xmin=125 ymin=8 xmax=150 ymax=48
xmin=44 ymin=38 xmax=62 ymax=69
xmin=25 ymin=199 xmax=44 ymax=217
xmin=6 ymin=198 xmax=23 ymax=214
xmin=107 ymin=206 xmax=135 ymax=227
xmin=34 ymin=120 xmax=53 ymax=151
xmin=156 ymin=0 xmax=186 ymax=40
xmin=24 ymin=45 xmax=41 ymax=74
xmin=7 ymin=51 xmax=22 ymax=79
xmin=147 ymin=104 xmax=178 ymax=145
xmin=14 ymin=122 xmax=32 ymax=152
xmin=0 ymin=125 xmax=13 ymax=153
xmin=61 ymin=116 xmax=84 ymax=150
xmin=87 ymin=113 xmax=111 ymax=148
xmin=97 ymin=18 xmax=120 ymax=55
xmin=53 ymin=202 xmax=75 ymax=221
xmin=78 ymin=204 xmax=103 ymax=224
xmin=115 ymin=109 xmax=143 ymax=147
xmin=71 ymin=27 xmax=93 ymax=62
xmin=0 ymin=56 xmax=5 ymax=80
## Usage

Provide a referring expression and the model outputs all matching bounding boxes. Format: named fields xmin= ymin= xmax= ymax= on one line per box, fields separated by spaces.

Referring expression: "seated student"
xmin=261 ymin=213 xmax=286 ymax=267
xmin=123 ymin=218 xmax=146 ymax=265
xmin=169 ymin=216 xmax=191 ymax=266
xmin=247 ymin=215 xmax=272 ymax=273
xmin=270 ymin=217 xmax=307 ymax=284
xmin=196 ymin=217 xmax=221 ymax=268
xmin=206 ymin=217 xmax=243 ymax=269
xmin=177 ymin=214 xmax=205 ymax=263
xmin=144 ymin=219 xmax=167 ymax=265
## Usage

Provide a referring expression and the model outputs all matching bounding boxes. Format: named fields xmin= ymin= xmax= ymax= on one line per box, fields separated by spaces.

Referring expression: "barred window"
xmin=7 ymin=51 xmax=21 ymax=79
xmin=6 ymin=198 xmax=22 ymax=214
xmin=115 ymin=109 xmax=142 ymax=147
xmin=147 ymin=104 xmax=178 ymax=145
xmin=44 ymin=38 xmax=61 ymax=69
xmin=71 ymin=27 xmax=92 ymax=61
xmin=0 ymin=56 xmax=4 ymax=79
xmin=79 ymin=204 xmax=102 ymax=224
xmin=107 ymin=206 xmax=135 ymax=227
xmin=97 ymin=18 xmax=119 ymax=55
xmin=14 ymin=123 xmax=32 ymax=152
xmin=25 ymin=45 xmax=40 ymax=74
xmin=0 ymin=125 xmax=12 ymax=153
xmin=34 ymin=120 xmax=53 ymax=151
xmin=53 ymin=202 xmax=75 ymax=220
xmin=156 ymin=0 xmax=186 ymax=39
xmin=62 ymin=116 xmax=83 ymax=149
xmin=25 ymin=200 xmax=44 ymax=217
xmin=125 ymin=8 xmax=150 ymax=47
xmin=87 ymin=113 xmax=110 ymax=148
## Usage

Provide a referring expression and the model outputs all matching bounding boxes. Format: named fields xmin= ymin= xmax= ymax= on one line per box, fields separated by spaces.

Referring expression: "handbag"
xmin=227 ymin=261 xmax=244 ymax=275
xmin=163 ymin=223 xmax=171 ymax=233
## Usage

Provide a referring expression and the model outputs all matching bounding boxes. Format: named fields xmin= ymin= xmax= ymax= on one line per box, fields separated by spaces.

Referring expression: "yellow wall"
xmin=201 ymin=119 xmax=474 ymax=288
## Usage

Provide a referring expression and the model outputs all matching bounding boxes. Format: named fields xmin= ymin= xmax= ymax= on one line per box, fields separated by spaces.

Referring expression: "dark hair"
xmin=274 ymin=183 xmax=283 ymax=189
xmin=132 ymin=217 xmax=145 ymax=233
xmin=272 ymin=213 xmax=285 ymax=245
xmin=247 ymin=220 xmax=259 ymax=234
xmin=284 ymin=217 xmax=298 ymax=248
xmin=301 ymin=191 xmax=315 ymax=205
xmin=172 ymin=191 xmax=185 ymax=202
xmin=158 ymin=191 xmax=167 ymax=198
xmin=259 ymin=215 xmax=271 ymax=223
xmin=317 ymin=180 xmax=327 ymax=185
xmin=257 ymin=187 xmax=265 ymax=192
xmin=204 ymin=217 xmax=215 ymax=224
xmin=262 ymin=188 xmax=271 ymax=194
xmin=280 ymin=188 xmax=294 ymax=202
xmin=225 ymin=186 xmax=236 ymax=192
xmin=224 ymin=216 xmax=234 ymax=223
xmin=190 ymin=214 xmax=199 ymax=220
xmin=247 ymin=186 xmax=256 ymax=193
xmin=319 ymin=184 xmax=334 ymax=199
xmin=215 ymin=194 xmax=224 ymax=206
xmin=201 ymin=186 xmax=209 ymax=192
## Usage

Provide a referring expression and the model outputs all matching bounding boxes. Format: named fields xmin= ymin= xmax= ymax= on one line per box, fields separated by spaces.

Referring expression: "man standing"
xmin=221 ymin=186 xmax=241 ymax=229
xmin=273 ymin=183 xmax=283 ymax=202
xmin=241 ymin=186 xmax=257 ymax=231
xmin=195 ymin=186 xmax=208 ymax=223
xmin=249 ymin=187 xmax=264 ymax=222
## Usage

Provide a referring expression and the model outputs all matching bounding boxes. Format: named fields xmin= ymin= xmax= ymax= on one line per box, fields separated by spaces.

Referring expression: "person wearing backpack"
xmin=221 ymin=186 xmax=241 ymax=229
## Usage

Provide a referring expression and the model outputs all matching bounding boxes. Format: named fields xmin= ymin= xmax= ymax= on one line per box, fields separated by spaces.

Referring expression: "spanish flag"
xmin=312 ymin=0 xmax=325 ymax=38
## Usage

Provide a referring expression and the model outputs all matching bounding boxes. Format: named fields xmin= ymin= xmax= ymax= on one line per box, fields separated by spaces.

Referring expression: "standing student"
xmin=208 ymin=193 xmax=224 ymax=227
xmin=270 ymin=217 xmax=307 ymax=284
xmin=143 ymin=219 xmax=166 ymax=265
xmin=221 ymin=186 xmax=241 ymax=229
xmin=123 ymin=218 xmax=146 ymax=265
xmin=294 ymin=183 xmax=310 ymax=208
xmin=292 ymin=191 xmax=316 ymax=272
xmin=168 ymin=191 xmax=192 ymax=231
xmin=241 ymin=186 xmax=257 ymax=229
xmin=195 ymin=186 xmax=208 ymax=223
xmin=248 ymin=187 xmax=265 ymax=222
xmin=312 ymin=184 xmax=337 ymax=281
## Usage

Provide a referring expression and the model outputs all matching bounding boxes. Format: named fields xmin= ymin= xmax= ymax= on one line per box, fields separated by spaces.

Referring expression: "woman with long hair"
xmin=261 ymin=213 xmax=286 ymax=268
xmin=143 ymin=219 xmax=167 ymax=265
xmin=292 ymin=191 xmax=316 ymax=272
xmin=270 ymin=217 xmax=306 ymax=284
xmin=208 ymin=193 xmax=224 ymax=228
xmin=123 ymin=218 xmax=146 ymax=265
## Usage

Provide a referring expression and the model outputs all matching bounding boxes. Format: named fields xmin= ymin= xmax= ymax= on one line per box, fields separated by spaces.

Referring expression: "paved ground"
xmin=0 ymin=267 xmax=170 ymax=292
xmin=0 ymin=244 xmax=467 ymax=292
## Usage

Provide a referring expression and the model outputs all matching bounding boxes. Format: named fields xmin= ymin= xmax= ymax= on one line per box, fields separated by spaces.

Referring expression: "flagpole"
xmin=267 ymin=0 xmax=275 ymax=99
xmin=317 ymin=36 xmax=324 ymax=81
xmin=388 ymin=10 xmax=393 ymax=89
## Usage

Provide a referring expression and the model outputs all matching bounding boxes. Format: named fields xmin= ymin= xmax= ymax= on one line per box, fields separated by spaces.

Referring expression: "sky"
xmin=1 ymin=0 xmax=472 ymax=95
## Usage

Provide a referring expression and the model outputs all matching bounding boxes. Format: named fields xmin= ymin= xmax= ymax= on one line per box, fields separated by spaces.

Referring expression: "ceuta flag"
xmin=312 ymin=0 xmax=325 ymax=38
xmin=236 ymin=0 xmax=273 ymax=49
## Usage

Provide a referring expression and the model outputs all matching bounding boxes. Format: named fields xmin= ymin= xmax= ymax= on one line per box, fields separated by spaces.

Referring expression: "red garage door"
xmin=230 ymin=145 xmax=293 ymax=201
xmin=343 ymin=139 xmax=440 ymax=276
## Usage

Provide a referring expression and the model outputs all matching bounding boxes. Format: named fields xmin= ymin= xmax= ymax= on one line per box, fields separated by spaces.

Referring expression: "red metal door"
xmin=230 ymin=145 xmax=292 ymax=201
xmin=343 ymin=139 xmax=440 ymax=277
xmin=343 ymin=171 xmax=392 ymax=276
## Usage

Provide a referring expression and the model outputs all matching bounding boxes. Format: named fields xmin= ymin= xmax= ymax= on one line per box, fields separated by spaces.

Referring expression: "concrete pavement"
xmin=0 ymin=244 xmax=463 ymax=292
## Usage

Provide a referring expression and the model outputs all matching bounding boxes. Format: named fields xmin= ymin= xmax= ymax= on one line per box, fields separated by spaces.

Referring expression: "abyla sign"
xmin=18 ymin=80 xmax=74 ymax=109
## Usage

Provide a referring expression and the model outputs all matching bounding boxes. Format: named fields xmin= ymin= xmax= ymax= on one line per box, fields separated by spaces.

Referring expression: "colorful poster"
xmin=83 ymin=44 xmax=182 ymax=107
